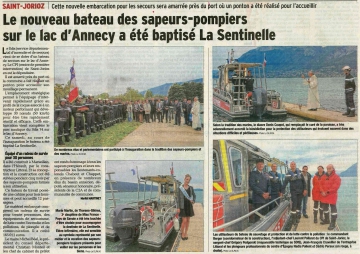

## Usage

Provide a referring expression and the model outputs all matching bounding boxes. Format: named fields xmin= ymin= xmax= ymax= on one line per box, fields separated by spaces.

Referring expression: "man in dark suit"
xmin=162 ymin=96 xmax=171 ymax=123
xmin=182 ymin=98 xmax=188 ymax=125
xmin=150 ymin=98 xmax=156 ymax=122
xmin=301 ymin=165 xmax=312 ymax=218
xmin=156 ymin=99 xmax=163 ymax=123
xmin=174 ymin=99 xmax=182 ymax=126
xmin=249 ymin=158 xmax=271 ymax=222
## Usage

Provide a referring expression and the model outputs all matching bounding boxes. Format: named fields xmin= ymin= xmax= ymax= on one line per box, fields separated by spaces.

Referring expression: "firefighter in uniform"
xmin=108 ymin=101 xmax=114 ymax=126
xmin=72 ymin=96 xmax=86 ymax=139
xmin=268 ymin=163 xmax=282 ymax=211
xmin=282 ymin=161 xmax=306 ymax=225
xmin=55 ymin=98 xmax=70 ymax=145
xmin=95 ymin=99 xmax=104 ymax=131
xmin=342 ymin=66 xmax=356 ymax=117
xmin=249 ymin=158 xmax=271 ymax=222
xmin=65 ymin=95 xmax=72 ymax=135
xmin=85 ymin=95 xmax=96 ymax=134
xmin=103 ymin=99 xmax=109 ymax=128
xmin=320 ymin=164 xmax=341 ymax=230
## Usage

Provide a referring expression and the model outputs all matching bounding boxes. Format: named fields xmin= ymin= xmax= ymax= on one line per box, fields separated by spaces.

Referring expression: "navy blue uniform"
xmin=249 ymin=170 xmax=271 ymax=222
xmin=345 ymin=73 xmax=356 ymax=112
xmin=268 ymin=171 xmax=282 ymax=210
xmin=282 ymin=168 xmax=306 ymax=223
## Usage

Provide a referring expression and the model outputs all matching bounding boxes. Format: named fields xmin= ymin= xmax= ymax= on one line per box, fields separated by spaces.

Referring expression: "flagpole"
xmin=263 ymin=53 xmax=267 ymax=89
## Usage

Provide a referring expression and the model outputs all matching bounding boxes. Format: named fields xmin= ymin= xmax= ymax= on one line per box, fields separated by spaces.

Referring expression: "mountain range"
xmin=139 ymin=78 xmax=203 ymax=96
xmin=105 ymin=181 xmax=203 ymax=192
xmin=339 ymin=163 xmax=357 ymax=177
xmin=213 ymin=46 xmax=357 ymax=78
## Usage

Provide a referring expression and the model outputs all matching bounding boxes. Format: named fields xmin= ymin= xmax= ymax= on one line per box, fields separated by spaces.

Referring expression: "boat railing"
xmin=213 ymin=196 xmax=282 ymax=231
xmin=139 ymin=206 xmax=156 ymax=235
xmin=214 ymin=87 xmax=232 ymax=101
xmin=159 ymin=203 xmax=177 ymax=235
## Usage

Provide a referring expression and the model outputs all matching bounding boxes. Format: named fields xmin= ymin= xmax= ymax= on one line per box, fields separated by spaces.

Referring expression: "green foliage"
xmin=54 ymin=83 xmax=71 ymax=105
xmin=54 ymin=121 xmax=141 ymax=147
xmin=97 ymin=93 xmax=110 ymax=99
xmin=167 ymin=83 xmax=185 ymax=101
xmin=123 ymin=87 xmax=143 ymax=101
xmin=144 ymin=90 xmax=154 ymax=99
xmin=167 ymin=82 xmax=203 ymax=102
xmin=182 ymin=82 xmax=204 ymax=103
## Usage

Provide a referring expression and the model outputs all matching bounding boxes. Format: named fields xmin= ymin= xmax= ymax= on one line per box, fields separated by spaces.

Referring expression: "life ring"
xmin=140 ymin=206 xmax=154 ymax=222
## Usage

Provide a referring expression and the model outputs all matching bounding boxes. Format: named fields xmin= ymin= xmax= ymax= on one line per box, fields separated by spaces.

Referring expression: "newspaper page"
xmin=0 ymin=1 xmax=359 ymax=254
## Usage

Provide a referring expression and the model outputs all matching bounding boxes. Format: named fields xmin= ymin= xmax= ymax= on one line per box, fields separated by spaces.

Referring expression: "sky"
xmin=55 ymin=47 xmax=203 ymax=96
xmin=247 ymin=139 xmax=357 ymax=175
xmin=212 ymin=46 xmax=256 ymax=68
xmin=106 ymin=160 xmax=204 ymax=189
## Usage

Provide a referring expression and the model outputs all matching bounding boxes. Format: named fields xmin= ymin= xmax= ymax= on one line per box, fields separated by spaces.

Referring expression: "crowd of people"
xmin=249 ymin=159 xmax=341 ymax=230
xmin=54 ymin=95 xmax=202 ymax=145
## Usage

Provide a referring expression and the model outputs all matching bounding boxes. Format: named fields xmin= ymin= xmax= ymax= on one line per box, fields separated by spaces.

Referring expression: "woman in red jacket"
xmin=312 ymin=166 xmax=325 ymax=223
xmin=320 ymin=164 xmax=341 ymax=230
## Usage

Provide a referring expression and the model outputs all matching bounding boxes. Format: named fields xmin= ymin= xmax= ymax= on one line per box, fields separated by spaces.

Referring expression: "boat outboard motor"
xmin=252 ymin=87 xmax=267 ymax=117
xmin=112 ymin=204 xmax=141 ymax=245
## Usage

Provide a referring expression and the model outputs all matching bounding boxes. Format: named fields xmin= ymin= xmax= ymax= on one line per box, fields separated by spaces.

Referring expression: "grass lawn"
xmin=54 ymin=121 xmax=142 ymax=147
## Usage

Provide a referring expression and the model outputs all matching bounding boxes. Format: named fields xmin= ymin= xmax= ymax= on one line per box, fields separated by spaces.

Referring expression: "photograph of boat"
xmin=213 ymin=46 xmax=357 ymax=122
xmin=105 ymin=161 xmax=204 ymax=252
xmin=212 ymin=139 xmax=357 ymax=232
xmin=213 ymin=61 xmax=287 ymax=118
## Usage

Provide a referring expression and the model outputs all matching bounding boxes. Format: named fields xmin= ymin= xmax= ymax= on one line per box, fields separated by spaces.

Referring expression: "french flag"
xmin=263 ymin=53 xmax=267 ymax=67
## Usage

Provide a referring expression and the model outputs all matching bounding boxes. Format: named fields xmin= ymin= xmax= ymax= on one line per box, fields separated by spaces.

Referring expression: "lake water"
xmin=337 ymin=177 xmax=357 ymax=231
xmin=105 ymin=190 xmax=203 ymax=252
xmin=213 ymin=77 xmax=358 ymax=122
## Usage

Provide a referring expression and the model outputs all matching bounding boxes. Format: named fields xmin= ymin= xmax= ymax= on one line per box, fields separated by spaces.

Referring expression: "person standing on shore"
xmin=342 ymin=66 xmax=356 ymax=117
xmin=312 ymin=165 xmax=325 ymax=223
xmin=282 ymin=161 xmax=306 ymax=225
xmin=301 ymin=166 xmax=312 ymax=218
xmin=320 ymin=164 xmax=341 ymax=230
xmin=302 ymin=70 xmax=320 ymax=111
xmin=191 ymin=97 xmax=201 ymax=131
xmin=177 ymin=174 xmax=196 ymax=240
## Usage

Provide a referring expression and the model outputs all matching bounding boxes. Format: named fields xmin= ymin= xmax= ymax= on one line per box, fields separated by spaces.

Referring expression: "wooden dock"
xmin=296 ymin=200 xmax=339 ymax=231
xmin=115 ymin=116 xmax=203 ymax=147
xmin=283 ymin=103 xmax=357 ymax=122
xmin=172 ymin=203 xmax=204 ymax=252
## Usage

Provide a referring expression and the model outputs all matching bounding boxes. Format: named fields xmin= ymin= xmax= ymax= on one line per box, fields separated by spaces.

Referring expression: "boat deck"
xmin=172 ymin=203 xmax=204 ymax=252
xmin=295 ymin=200 xmax=339 ymax=231
xmin=283 ymin=102 xmax=358 ymax=122
xmin=138 ymin=210 xmax=171 ymax=249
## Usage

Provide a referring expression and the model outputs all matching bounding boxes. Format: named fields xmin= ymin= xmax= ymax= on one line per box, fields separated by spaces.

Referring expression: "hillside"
xmin=139 ymin=78 xmax=203 ymax=96
xmin=213 ymin=46 xmax=357 ymax=78
xmin=105 ymin=181 xmax=159 ymax=192
xmin=340 ymin=163 xmax=357 ymax=177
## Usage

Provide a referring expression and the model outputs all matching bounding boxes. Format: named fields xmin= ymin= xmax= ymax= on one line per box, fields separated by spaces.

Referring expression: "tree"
xmin=168 ymin=83 xmax=185 ymax=101
xmin=123 ymin=87 xmax=143 ymax=101
xmin=144 ymin=90 xmax=154 ymax=99
xmin=182 ymin=82 xmax=204 ymax=102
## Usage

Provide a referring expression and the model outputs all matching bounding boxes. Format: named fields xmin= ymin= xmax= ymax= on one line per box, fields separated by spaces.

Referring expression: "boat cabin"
xmin=213 ymin=140 xmax=291 ymax=231
xmin=213 ymin=62 xmax=287 ymax=117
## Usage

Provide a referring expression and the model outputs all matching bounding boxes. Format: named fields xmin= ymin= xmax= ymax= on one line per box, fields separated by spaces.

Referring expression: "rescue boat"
xmin=213 ymin=140 xmax=292 ymax=231
xmin=213 ymin=62 xmax=287 ymax=118
xmin=106 ymin=170 xmax=180 ymax=250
